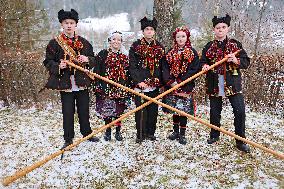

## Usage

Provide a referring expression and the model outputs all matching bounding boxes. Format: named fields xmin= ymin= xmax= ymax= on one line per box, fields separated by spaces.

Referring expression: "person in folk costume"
xmin=162 ymin=26 xmax=200 ymax=145
xmin=93 ymin=31 xmax=130 ymax=141
xmin=201 ymin=14 xmax=250 ymax=153
xmin=43 ymin=9 xmax=99 ymax=149
xmin=129 ymin=16 xmax=166 ymax=143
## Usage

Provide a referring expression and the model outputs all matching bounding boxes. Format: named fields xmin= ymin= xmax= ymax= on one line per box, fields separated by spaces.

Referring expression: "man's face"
xmin=61 ymin=19 xmax=77 ymax=35
xmin=142 ymin=26 xmax=155 ymax=39
xmin=213 ymin=23 xmax=229 ymax=40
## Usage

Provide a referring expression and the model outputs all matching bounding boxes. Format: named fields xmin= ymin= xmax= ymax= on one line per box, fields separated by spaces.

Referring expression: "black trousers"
xmin=209 ymin=93 xmax=246 ymax=144
xmin=173 ymin=114 xmax=187 ymax=126
xmin=104 ymin=117 xmax=121 ymax=133
xmin=60 ymin=90 xmax=92 ymax=142
xmin=173 ymin=114 xmax=187 ymax=135
xmin=134 ymin=89 xmax=159 ymax=139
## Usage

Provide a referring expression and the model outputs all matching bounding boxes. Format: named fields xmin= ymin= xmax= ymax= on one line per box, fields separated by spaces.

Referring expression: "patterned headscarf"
xmin=172 ymin=26 xmax=191 ymax=48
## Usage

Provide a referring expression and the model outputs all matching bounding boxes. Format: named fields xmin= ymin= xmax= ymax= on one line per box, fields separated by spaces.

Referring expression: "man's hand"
xmin=227 ymin=53 xmax=239 ymax=65
xmin=138 ymin=82 xmax=148 ymax=89
xmin=170 ymin=82 xmax=178 ymax=87
xmin=77 ymin=55 xmax=89 ymax=63
xmin=59 ymin=60 xmax=68 ymax=69
xmin=202 ymin=64 xmax=210 ymax=71
xmin=84 ymin=69 xmax=90 ymax=74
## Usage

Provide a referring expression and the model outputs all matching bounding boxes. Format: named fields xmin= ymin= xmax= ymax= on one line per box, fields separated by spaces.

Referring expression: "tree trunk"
xmin=0 ymin=0 xmax=5 ymax=52
xmin=253 ymin=0 xmax=267 ymax=58
xmin=153 ymin=0 xmax=174 ymax=50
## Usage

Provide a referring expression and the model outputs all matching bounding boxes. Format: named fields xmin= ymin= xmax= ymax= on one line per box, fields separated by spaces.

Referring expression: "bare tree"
xmin=253 ymin=0 xmax=268 ymax=58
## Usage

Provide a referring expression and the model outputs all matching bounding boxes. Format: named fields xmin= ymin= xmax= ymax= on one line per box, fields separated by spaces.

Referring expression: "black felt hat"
xmin=139 ymin=16 xmax=158 ymax=30
xmin=58 ymin=9 xmax=79 ymax=23
xmin=212 ymin=14 xmax=231 ymax=27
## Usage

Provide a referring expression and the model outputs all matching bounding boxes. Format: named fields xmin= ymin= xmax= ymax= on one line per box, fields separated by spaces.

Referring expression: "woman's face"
xmin=109 ymin=33 xmax=122 ymax=50
xmin=175 ymin=31 xmax=187 ymax=47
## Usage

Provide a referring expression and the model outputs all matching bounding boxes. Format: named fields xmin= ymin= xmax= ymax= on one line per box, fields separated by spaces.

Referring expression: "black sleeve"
xmin=84 ymin=40 xmax=95 ymax=69
xmin=43 ymin=40 xmax=60 ymax=75
xmin=199 ymin=42 xmax=212 ymax=68
xmin=162 ymin=54 xmax=175 ymax=86
xmin=124 ymin=57 xmax=132 ymax=87
xmin=158 ymin=47 xmax=166 ymax=84
xmin=180 ymin=48 xmax=200 ymax=82
xmin=128 ymin=44 xmax=150 ymax=85
xmin=235 ymin=41 xmax=250 ymax=69
xmin=93 ymin=50 xmax=107 ymax=75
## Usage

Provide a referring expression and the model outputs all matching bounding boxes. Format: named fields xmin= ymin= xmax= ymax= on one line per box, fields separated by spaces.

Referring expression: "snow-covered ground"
xmin=0 ymin=103 xmax=283 ymax=188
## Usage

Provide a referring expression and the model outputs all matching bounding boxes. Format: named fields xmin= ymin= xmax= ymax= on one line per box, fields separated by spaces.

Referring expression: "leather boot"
xmin=115 ymin=126 xmax=123 ymax=141
xmin=236 ymin=142 xmax=250 ymax=153
xmin=179 ymin=127 xmax=187 ymax=145
xmin=104 ymin=128 xmax=111 ymax=141
xmin=168 ymin=123 xmax=179 ymax=140
xmin=179 ymin=135 xmax=187 ymax=145
xmin=61 ymin=139 xmax=73 ymax=150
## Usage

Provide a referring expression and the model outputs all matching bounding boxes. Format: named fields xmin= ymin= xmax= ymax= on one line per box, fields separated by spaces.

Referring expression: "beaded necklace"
xmin=103 ymin=49 xmax=129 ymax=98
xmin=166 ymin=44 xmax=195 ymax=78
xmin=105 ymin=48 xmax=128 ymax=82
xmin=61 ymin=33 xmax=83 ymax=52
xmin=135 ymin=37 xmax=164 ymax=75
xmin=206 ymin=38 xmax=240 ymax=74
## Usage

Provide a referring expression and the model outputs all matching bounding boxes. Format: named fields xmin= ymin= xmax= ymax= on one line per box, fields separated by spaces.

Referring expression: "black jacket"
xmin=200 ymin=38 xmax=250 ymax=96
xmin=162 ymin=47 xmax=200 ymax=93
xmin=92 ymin=49 xmax=130 ymax=98
xmin=129 ymin=38 xmax=166 ymax=88
xmin=43 ymin=36 xmax=95 ymax=90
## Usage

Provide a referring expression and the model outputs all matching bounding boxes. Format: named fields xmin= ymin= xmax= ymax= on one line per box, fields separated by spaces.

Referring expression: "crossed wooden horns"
xmin=2 ymin=50 xmax=283 ymax=186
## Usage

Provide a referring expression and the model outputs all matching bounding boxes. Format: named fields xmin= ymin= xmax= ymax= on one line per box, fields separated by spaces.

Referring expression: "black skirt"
xmin=95 ymin=95 xmax=126 ymax=118
xmin=162 ymin=94 xmax=194 ymax=115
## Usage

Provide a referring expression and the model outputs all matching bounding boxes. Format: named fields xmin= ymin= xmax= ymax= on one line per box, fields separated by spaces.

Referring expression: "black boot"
xmin=104 ymin=128 xmax=111 ymax=141
xmin=60 ymin=139 xmax=73 ymax=160
xmin=145 ymin=134 xmax=156 ymax=141
xmin=61 ymin=139 xmax=73 ymax=150
xmin=179 ymin=135 xmax=187 ymax=145
xmin=136 ymin=133 xmax=145 ymax=143
xmin=207 ymin=137 xmax=219 ymax=144
xmin=168 ymin=123 xmax=179 ymax=140
xmin=179 ymin=127 xmax=187 ymax=145
xmin=115 ymin=126 xmax=123 ymax=141
xmin=236 ymin=142 xmax=250 ymax=153
xmin=88 ymin=136 xmax=100 ymax=142
xmin=136 ymin=137 xmax=144 ymax=143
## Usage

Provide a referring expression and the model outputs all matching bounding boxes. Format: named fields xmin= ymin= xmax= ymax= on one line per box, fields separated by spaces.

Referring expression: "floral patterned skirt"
xmin=95 ymin=95 xmax=126 ymax=118
xmin=162 ymin=94 xmax=194 ymax=115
